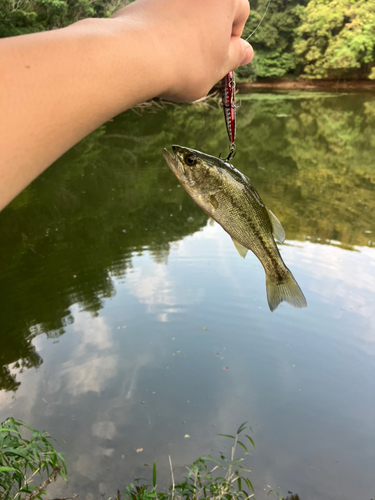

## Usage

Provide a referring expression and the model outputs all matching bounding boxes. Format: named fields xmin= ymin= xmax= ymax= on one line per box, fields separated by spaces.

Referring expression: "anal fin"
xmin=231 ymin=237 xmax=248 ymax=259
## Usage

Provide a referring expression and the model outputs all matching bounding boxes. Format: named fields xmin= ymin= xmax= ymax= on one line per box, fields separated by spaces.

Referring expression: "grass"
xmin=122 ymin=422 xmax=256 ymax=500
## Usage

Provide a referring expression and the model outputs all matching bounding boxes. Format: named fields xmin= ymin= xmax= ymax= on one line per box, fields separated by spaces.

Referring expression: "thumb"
xmin=228 ymin=37 xmax=254 ymax=71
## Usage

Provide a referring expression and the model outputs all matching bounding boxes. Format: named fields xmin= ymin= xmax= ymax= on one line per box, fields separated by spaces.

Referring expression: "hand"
xmin=112 ymin=0 xmax=253 ymax=102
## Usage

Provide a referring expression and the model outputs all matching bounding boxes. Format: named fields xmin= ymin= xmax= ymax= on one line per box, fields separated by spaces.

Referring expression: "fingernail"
xmin=240 ymin=42 xmax=254 ymax=66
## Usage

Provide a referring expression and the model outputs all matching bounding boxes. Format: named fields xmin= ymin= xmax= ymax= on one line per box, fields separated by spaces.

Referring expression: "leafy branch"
xmin=0 ymin=417 xmax=67 ymax=500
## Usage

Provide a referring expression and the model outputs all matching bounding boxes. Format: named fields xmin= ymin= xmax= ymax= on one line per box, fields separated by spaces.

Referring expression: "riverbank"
xmin=235 ymin=79 xmax=375 ymax=91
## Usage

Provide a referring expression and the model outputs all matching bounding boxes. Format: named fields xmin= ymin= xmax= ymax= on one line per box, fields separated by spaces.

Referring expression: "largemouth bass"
xmin=163 ymin=145 xmax=307 ymax=312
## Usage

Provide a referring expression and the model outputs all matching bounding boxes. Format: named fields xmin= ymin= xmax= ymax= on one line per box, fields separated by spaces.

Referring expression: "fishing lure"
xmin=220 ymin=0 xmax=272 ymax=161
xmin=221 ymin=71 xmax=237 ymax=161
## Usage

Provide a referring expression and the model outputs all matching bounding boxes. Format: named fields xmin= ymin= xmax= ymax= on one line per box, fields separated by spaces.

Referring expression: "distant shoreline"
xmin=236 ymin=79 xmax=375 ymax=92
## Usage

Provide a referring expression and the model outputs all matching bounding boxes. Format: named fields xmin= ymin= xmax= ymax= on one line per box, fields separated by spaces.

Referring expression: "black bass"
xmin=163 ymin=145 xmax=307 ymax=312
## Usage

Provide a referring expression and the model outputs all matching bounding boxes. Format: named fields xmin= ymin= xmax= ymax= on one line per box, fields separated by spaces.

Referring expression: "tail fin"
xmin=266 ymin=270 xmax=307 ymax=312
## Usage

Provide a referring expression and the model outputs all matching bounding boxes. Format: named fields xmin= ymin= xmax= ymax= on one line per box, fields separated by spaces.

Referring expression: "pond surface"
xmin=1 ymin=91 xmax=375 ymax=500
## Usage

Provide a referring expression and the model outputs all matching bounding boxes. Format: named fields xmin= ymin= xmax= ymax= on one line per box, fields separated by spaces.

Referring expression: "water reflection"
xmin=1 ymin=91 xmax=375 ymax=385
xmin=0 ymin=229 xmax=374 ymax=499
xmin=0 ymin=92 xmax=375 ymax=500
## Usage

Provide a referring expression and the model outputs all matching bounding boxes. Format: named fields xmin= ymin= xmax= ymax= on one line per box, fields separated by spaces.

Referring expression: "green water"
xmin=1 ymin=91 xmax=375 ymax=499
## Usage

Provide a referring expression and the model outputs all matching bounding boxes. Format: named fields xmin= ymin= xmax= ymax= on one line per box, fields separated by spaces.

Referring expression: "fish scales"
xmin=206 ymin=165 xmax=288 ymax=282
xmin=178 ymin=157 xmax=287 ymax=281
xmin=163 ymin=145 xmax=307 ymax=312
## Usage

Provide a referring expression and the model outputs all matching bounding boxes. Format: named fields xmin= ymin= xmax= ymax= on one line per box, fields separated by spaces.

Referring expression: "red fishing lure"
xmin=220 ymin=0 xmax=271 ymax=160
xmin=221 ymin=71 xmax=237 ymax=160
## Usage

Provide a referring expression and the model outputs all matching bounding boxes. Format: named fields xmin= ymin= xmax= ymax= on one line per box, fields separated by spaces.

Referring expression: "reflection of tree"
xmin=0 ymin=366 xmax=20 ymax=393
xmin=235 ymin=93 xmax=375 ymax=247
xmin=0 ymin=341 xmax=42 ymax=392
xmin=0 ymin=107 xmax=209 ymax=393
xmin=1 ymin=93 xmax=374 ymax=393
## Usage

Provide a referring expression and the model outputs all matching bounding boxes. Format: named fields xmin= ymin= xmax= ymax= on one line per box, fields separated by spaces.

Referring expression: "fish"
xmin=163 ymin=145 xmax=307 ymax=312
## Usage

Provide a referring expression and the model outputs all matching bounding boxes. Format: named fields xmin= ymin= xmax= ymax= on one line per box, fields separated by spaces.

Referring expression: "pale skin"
xmin=0 ymin=0 xmax=253 ymax=211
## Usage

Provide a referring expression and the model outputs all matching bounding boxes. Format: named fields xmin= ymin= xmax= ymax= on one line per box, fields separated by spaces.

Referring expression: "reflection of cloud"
xmin=287 ymin=241 xmax=375 ymax=346
xmin=177 ymin=221 xmax=231 ymax=259
xmin=74 ymin=453 xmax=99 ymax=481
xmin=72 ymin=305 xmax=112 ymax=355
xmin=181 ymin=221 xmax=222 ymax=241
xmin=61 ymin=355 xmax=118 ymax=396
xmin=301 ymin=242 xmax=375 ymax=318
xmin=1 ymin=221 xmax=374 ymax=500
xmin=178 ymin=227 xmax=375 ymax=348
xmin=1 ymin=300 xmax=154 ymax=497
xmin=126 ymin=260 xmax=185 ymax=322
xmin=127 ymin=264 xmax=176 ymax=308
xmin=0 ymin=387 xmax=16 ymax=411
xmin=58 ymin=305 xmax=118 ymax=396
xmin=127 ymin=223 xmax=236 ymax=322
xmin=175 ymin=221 xmax=262 ymax=298
xmin=300 ymin=243 xmax=375 ymax=295
xmin=123 ymin=353 xmax=150 ymax=400
xmin=92 ymin=421 xmax=116 ymax=439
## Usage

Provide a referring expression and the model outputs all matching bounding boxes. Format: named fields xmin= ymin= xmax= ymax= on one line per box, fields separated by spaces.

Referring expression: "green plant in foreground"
xmin=0 ymin=417 xmax=67 ymax=500
xmin=123 ymin=422 xmax=256 ymax=500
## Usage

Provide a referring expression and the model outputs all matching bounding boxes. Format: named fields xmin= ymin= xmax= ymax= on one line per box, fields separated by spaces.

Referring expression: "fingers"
xmin=240 ymin=40 xmax=254 ymax=65
xmin=232 ymin=0 xmax=250 ymax=37
xmin=227 ymin=36 xmax=253 ymax=73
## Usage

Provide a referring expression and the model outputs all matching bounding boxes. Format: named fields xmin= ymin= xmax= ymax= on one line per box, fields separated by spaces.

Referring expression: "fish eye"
xmin=185 ymin=154 xmax=196 ymax=166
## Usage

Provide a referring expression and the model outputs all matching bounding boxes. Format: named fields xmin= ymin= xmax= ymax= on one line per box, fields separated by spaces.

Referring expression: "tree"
xmin=236 ymin=0 xmax=308 ymax=80
xmin=0 ymin=0 xmax=115 ymax=37
xmin=294 ymin=0 xmax=375 ymax=79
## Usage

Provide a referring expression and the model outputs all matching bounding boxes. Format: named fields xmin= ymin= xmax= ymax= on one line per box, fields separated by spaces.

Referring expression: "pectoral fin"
xmin=209 ymin=194 xmax=218 ymax=210
xmin=231 ymin=238 xmax=248 ymax=259
xmin=267 ymin=208 xmax=285 ymax=244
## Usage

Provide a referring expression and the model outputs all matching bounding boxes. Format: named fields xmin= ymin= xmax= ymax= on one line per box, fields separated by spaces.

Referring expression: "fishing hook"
xmin=219 ymin=143 xmax=236 ymax=162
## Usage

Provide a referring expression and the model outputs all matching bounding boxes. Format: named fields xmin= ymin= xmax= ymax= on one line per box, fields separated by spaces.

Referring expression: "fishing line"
xmin=245 ymin=0 xmax=272 ymax=40
xmin=220 ymin=0 xmax=272 ymax=162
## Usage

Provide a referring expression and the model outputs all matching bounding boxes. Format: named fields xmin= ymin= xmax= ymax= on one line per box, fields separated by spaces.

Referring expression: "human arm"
xmin=0 ymin=0 xmax=253 ymax=211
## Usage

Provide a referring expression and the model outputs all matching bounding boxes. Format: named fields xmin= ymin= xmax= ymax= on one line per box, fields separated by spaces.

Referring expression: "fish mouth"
xmin=162 ymin=147 xmax=186 ymax=176
xmin=162 ymin=148 xmax=175 ymax=164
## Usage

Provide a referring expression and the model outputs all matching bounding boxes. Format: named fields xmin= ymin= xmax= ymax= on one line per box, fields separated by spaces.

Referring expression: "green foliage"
xmin=1 ymin=0 xmax=374 ymax=80
xmin=235 ymin=53 xmax=258 ymax=82
xmin=253 ymin=49 xmax=296 ymax=78
xmin=122 ymin=423 xmax=255 ymax=500
xmin=236 ymin=0 xmax=308 ymax=80
xmin=294 ymin=0 xmax=375 ymax=78
xmin=0 ymin=417 xmax=67 ymax=500
xmin=238 ymin=0 xmax=375 ymax=80
xmin=0 ymin=0 xmax=114 ymax=37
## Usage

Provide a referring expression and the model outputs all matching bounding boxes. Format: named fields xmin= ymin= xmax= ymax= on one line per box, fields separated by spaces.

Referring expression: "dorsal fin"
xmin=267 ymin=208 xmax=285 ymax=243
xmin=231 ymin=237 xmax=248 ymax=259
